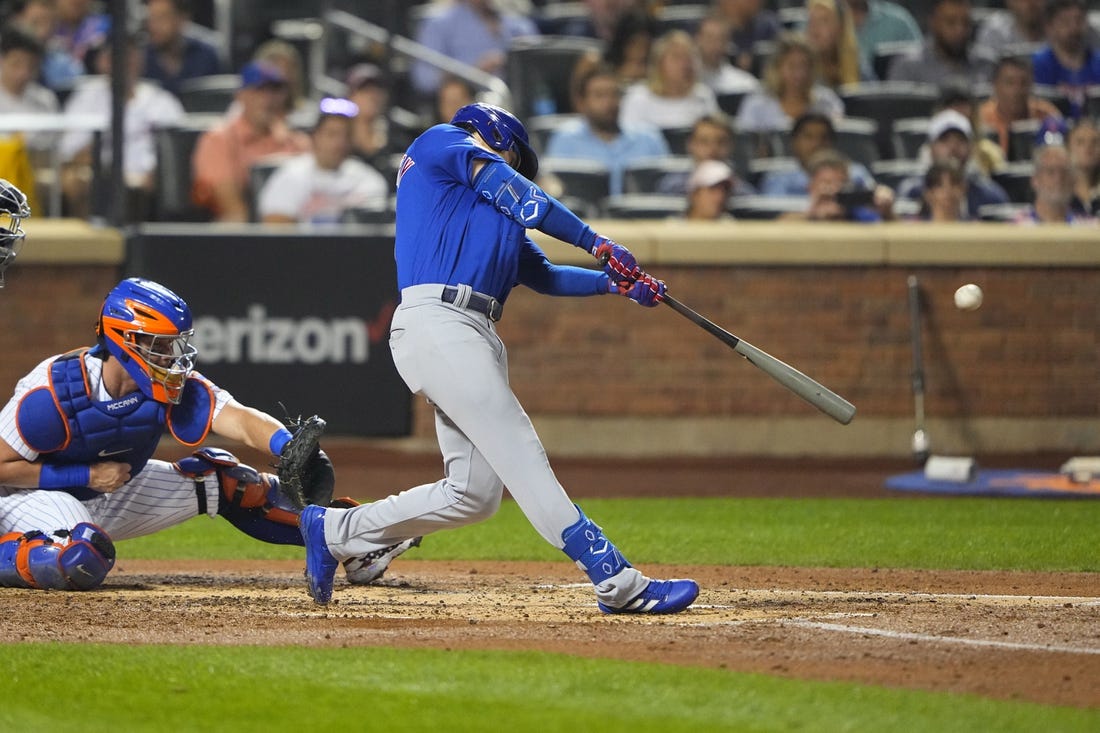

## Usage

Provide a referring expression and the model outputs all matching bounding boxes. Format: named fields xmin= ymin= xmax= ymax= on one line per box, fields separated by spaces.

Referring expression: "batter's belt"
xmin=441 ymin=285 xmax=503 ymax=322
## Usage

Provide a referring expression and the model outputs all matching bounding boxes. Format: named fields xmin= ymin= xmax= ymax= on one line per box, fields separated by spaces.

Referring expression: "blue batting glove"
xmin=592 ymin=236 xmax=641 ymax=285
xmin=609 ymin=272 xmax=666 ymax=307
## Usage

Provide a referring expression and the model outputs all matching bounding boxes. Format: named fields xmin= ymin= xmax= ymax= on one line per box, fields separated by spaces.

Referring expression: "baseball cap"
xmin=346 ymin=63 xmax=389 ymax=91
xmin=927 ymin=109 xmax=973 ymax=142
xmin=688 ymin=160 xmax=735 ymax=192
xmin=240 ymin=61 xmax=287 ymax=89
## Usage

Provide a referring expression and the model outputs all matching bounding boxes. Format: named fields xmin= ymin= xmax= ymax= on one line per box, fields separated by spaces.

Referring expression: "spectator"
xmin=545 ymin=62 xmax=669 ymax=196
xmin=45 ymin=0 xmax=107 ymax=89
xmin=619 ymin=30 xmax=719 ymax=132
xmin=695 ymin=13 xmax=760 ymax=96
xmin=805 ymin=0 xmax=867 ymax=89
xmin=58 ymin=30 xmax=184 ymax=219
xmin=1015 ymin=142 xmax=1096 ymax=223
xmin=974 ymin=0 xmax=1047 ymax=59
xmin=601 ymin=9 xmax=659 ymax=85
xmin=779 ymin=148 xmax=893 ymax=221
xmin=547 ymin=0 xmax=633 ymax=43
xmin=142 ymin=0 xmax=222 ymax=98
xmin=1031 ymin=0 xmax=1100 ymax=119
xmin=4 ymin=0 xmax=55 ymax=42
xmin=251 ymin=39 xmax=311 ymax=128
xmin=656 ymin=113 xmax=754 ymax=196
xmin=432 ymin=74 xmax=476 ymax=128
xmin=191 ymin=62 xmax=310 ymax=222
xmin=897 ymin=109 xmax=1011 ymax=217
xmin=736 ymin=33 xmax=844 ymax=133
xmin=684 ymin=160 xmax=736 ymax=220
xmin=758 ymin=111 xmax=874 ymax=195
xmin=1067 ymin=117 xmax=1099 ymax=215
xmin=712 ymin=0 xmax=781 ymax=73
xmin=0 ymin=25 xmax=59 ymax=156
xmin=411 ymin=0 xmax=538 ymax=97
xmin=258 ymin=98 xmax=389 ymax=225
xmin=934 ymin=84 xmax=1004 ymax=176
xmin=887 ymin=0 xmax=996 ymax=89
xmin=978 ymin=56 xmax=1062 ymax=157
xmin=917 ymin=159 xmax=968 ymax=220
xmin=845 ymin=0 xmax=922 ymax=77
xmin=344 ymin=62 xmax=402 ymax=166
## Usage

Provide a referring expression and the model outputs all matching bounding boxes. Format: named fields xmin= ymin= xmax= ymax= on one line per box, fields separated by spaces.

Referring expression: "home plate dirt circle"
xmin=3 ymin=559 xmax=1097 ymax=709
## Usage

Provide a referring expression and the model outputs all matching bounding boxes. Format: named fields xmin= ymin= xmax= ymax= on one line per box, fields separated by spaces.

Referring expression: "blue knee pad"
xmin=560 ymin=505 xmax=632 ymax=586
xmin=0 ymin=523 xmax=116 ymax=590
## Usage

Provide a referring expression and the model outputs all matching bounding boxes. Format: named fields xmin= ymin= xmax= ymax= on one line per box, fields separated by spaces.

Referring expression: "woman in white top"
xmin=619 ymin=29 xmax=719 ymax=132
xmin=735 ymin=33 xmax=844 ymax=133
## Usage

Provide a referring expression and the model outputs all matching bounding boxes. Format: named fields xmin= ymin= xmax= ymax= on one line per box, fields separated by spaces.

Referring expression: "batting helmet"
xmin=0 ymin=179 xmax=31 ymax=289
xmin=96 ymin=278 xmax=197 ymax=404
xmin=451 ymin=103 xmax=538 ymax=179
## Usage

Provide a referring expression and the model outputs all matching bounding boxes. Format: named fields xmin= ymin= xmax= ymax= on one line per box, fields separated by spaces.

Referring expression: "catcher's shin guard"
xmin=0 ymin=523 xmax=116 ymax=590
xmin=175 ymin=447 xmax=301 ymax=545
xmin=560 ymin=505 xmax=632 ymax=586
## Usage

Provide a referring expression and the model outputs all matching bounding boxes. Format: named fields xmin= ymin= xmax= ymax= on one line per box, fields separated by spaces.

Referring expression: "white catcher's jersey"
xmin=0 ymin=351 xmax=233 ymax=539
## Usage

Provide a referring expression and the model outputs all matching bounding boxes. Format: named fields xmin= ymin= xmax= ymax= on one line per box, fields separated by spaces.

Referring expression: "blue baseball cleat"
xmin=598 ymin=578 xmax=700 ymax=615
xmin=299 ymin=505 xmax=338 ymax=604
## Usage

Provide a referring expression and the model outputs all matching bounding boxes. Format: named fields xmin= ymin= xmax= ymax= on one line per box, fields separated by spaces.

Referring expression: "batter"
xmin=300 ymin=103 xmax=699 ymax=614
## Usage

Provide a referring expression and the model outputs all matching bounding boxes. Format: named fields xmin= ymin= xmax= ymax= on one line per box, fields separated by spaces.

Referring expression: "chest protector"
xmin=16 ymin=350 xmax=215 ymax=499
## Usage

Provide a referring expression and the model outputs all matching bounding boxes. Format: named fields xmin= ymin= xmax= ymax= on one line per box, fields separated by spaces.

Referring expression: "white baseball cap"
xmin=927 ymin=109 xmax=973 ymax=142
xmin=688 ymin=160 xmax=735 ymax=192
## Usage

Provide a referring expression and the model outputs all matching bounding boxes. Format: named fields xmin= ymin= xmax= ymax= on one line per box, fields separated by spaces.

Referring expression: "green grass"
xmin=11 ymin=496 xmax=1096 ymax=731
xmin=2 ymin=643 xmax=1096 ymax=733
xmin=117 ymin=497 xmax=1100 ymax=572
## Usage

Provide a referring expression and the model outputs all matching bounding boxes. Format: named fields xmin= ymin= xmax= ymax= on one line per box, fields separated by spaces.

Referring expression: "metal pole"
xmin=108 ymin=0 xmax=127 ymax=226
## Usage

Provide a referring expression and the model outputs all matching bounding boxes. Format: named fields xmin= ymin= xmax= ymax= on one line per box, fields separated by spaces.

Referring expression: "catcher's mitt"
xmin=275 ymin=415 xmax=334 ymax=509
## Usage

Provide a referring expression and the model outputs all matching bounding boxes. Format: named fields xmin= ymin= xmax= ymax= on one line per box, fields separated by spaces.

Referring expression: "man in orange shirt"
xmin=978 ymin=56 xmax=1062 ymax=159
xmin=191 ymin=61 xmax=309 ymax=221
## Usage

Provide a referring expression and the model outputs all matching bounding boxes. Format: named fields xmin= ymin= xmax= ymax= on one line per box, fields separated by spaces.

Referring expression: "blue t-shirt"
xmin=1031 ymin=46 xmax=1100 ymax=117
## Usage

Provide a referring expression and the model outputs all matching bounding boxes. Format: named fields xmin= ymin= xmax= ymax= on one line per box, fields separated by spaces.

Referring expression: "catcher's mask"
xmin=96 ymin=278 xmax=197 ymax=404
xmin=451 ymin=102 xmax=538 ymax=179
xmin=0 ymin=178 xmax=31 ymax=288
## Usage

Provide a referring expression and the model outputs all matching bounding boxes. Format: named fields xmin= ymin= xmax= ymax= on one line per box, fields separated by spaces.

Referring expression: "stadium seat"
xmin=655 ymin=4 xmax=708 ymax=34
xmin=728 ymin=195 xmax=807 ymax=220
xmin=716 ymin=90 xmax=749 ymax=117
xmin=1007 ymin=119 xmax=1043 ymax=163
xmin=1088 ymin=87 xmax=1100 ymax=119
xmin=505 ymin=36 xmax=604 ymax=120
xmin=248 ymin=157 xmax=293 ymax=222
xmin=533 ymin=1 xmax=589 ymax=35
xmin=539 ymin=158 xmax=612 ymax=207
xmin=992 ymin=162 xmax=1035 ymax=204
xmin=871 ymin=159 xmax=925 ymax=191
xmin=750 ymin=40 xmax=777 ymax=78
xmin=746 ymin=157 xmax=799 ymax=189
xmin=1032 ymin=84 xmax=1073 ymax=118
xmin=891 ymin=117 xmax=931 ymax=159
xmin=603 ymin=194 xmax=685 ymax=220
xmin=659 ymin=125 xmax=695 ymax=155
xmin=839 ymin=82 xmax=939 ymax=159
xmin=872 ymin=41 xmax=921 ymax=82
xmin=777 ymin=6 xmax=807 ymax=30
xmin=342 ymin=198 xmax=397 ymax=224
xmin=151 ymin=121 xmax=217 ymax=222
xmin=622 ymin=156 xmax=694 ymax=194
xmin=978 ymin=203 xmax=1029 ymax=222
xmin=177 ymin=74 xmax=240 ymax=114
xmin=774 ymin=118 xmax=879 ymax=167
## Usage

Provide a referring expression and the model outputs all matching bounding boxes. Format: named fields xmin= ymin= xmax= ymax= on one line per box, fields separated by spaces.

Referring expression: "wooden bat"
xmin=662 ymin=293 xmax=856 ymax=425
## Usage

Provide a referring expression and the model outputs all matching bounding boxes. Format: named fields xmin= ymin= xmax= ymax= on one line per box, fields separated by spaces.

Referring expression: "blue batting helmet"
xmin=95 ymin=278 xmax=197 ymax=404
xmin=0 ymin=178 xmax=30 ymax=289
xmin=451 ymin=103 xmax=538 ymax=179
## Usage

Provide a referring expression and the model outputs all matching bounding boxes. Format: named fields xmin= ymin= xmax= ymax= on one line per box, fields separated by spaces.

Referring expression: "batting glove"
xmin=609 ymin=272 xmax=666 ymax=307
xmin=591 ymin=236 xmax=641 ymax=285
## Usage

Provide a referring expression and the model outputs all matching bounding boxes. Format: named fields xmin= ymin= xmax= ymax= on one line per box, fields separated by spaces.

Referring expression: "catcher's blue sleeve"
xmin=517 ymin=238 xmax=608 ymax=296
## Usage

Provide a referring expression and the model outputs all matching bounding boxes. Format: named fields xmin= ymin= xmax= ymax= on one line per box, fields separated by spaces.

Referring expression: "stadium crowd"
xmin=0 ymin=0 xmax=1097 ymax=225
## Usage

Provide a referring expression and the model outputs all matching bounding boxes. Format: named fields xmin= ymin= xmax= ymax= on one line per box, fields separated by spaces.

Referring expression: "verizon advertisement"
xmin=127 ymin=227 xmax=410 ymax=436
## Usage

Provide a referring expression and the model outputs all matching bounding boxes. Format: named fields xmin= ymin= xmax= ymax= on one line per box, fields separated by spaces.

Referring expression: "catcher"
xmin=0 ymin=277 xmax=418 ymax=591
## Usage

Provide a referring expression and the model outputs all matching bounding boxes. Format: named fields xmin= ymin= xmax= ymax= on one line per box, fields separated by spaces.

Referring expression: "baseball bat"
xmin=662 ymin=293 xmax=856 ymax=425
xmin=906 ymin=276 xmax=930 ymax=464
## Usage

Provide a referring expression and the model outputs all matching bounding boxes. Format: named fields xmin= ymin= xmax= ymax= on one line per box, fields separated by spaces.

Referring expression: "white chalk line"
xmin=784 ymin=620 xmax=1100 ymax=656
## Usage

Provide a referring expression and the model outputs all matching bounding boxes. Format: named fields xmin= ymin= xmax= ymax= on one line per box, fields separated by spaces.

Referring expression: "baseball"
xmin=954 ymin=283 xmax=983 ymax=311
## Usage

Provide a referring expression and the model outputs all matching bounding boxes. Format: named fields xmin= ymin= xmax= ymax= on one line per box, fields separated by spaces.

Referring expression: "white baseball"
xmin=954 ymin=283 xmax=983 ymax=311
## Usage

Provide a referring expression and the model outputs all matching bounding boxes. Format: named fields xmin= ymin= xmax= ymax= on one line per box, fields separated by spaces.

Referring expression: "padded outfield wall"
xmin=4 ymin=219 xmax=1097 ymax=458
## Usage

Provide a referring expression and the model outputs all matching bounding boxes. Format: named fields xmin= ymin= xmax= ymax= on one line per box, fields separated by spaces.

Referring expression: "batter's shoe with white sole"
xmin=299 ymin=505 xmax=338 ymax=604
xmin=343 ymin=536 xmax=423 ymax=585
xmin=597 ymin=578 xmax=700 ymax=615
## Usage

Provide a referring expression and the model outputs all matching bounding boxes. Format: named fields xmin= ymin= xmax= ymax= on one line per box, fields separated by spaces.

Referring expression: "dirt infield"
xmin=4 ymin=448 xmax=1098 ymax=709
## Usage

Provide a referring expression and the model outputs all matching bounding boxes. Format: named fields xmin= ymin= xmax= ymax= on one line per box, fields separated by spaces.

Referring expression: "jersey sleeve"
xmin=517 ymin=238 xmax=607 ymax=296
xmin=426 ymin=125 xmax=500 ymax=186
xmin=0 ymin=356 xmax=59 ymax=460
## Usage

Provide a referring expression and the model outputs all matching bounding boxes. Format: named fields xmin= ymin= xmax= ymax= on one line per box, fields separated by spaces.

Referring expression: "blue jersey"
xmin=395 ymin=123 xmax=609 ymax=304
xmin=395 ymin=124 xmax=529 ymax=301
